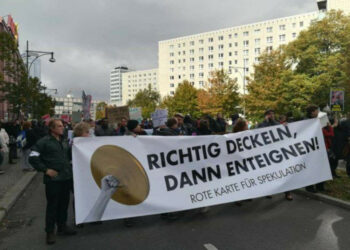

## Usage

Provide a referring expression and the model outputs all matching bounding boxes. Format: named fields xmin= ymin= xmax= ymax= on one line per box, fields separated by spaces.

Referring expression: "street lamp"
xmin=26 ymin=40 xmax=55 ymax=75
xmin=229 ymin=61 xmax=247 ymax=116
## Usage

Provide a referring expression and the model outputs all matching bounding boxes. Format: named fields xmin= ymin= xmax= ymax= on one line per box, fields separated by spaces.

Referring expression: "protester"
xmin=340 ymin=112 xmax=350 ymax=177
xmin=304 ymin=105 xmax=326 ymax=193
xmin=323 ymin=117 xmax=339 ymax=178
xmin=95 ymin=118 xmax=116 ymax=136
xmin=257 ymin=109 xmax=279 ymax=128
xmin=216 ymin=113 xmax=227 ymax=133
xmin=126 ymin=120 xmax=147 ymax=136
xmin=197 ymin=119 xmax=213 ymax=135
xmin=19 ymin=121 xmax=34 ymax=171
xmin=6 ymin=121 xmax=20 ymax=164
xmin=73 ymin=122 xmax=91 ymax=137
xmin=0 ymin=126 xmax=5 ymax=175
xmin=174 ymin=113 xmax=189 ymax=135
xmin=116 ymin=117 xmax=128 ymax=136
xmin=29 ymin=119 xmax=76 ymax=245
xmin=154 ymin=118 xmax=179 ymax=136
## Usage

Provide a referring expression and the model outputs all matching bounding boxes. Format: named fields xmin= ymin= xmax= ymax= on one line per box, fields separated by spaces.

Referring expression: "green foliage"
xmin=245 ymin=11 xmax=350 ymax=121
xmin=127 ymin=84 xmax=160 ymax=118
xmin=0 ymin=32 xmax=54 ymax=119
xmin=198 ymin=69 xmax=240 ymax=117
xmin=160 ymin=80 xmax=201 ymax=117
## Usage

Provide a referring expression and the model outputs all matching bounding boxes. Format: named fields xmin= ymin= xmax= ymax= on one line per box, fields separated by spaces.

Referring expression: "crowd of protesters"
xmin=1 ymin=105 xmax=348 ymax=245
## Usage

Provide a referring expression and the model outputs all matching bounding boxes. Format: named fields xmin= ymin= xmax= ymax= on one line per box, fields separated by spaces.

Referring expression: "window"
xmin=243 ymin=40 xmax=249 ymax=47
xmin=178 ymin=43 xmax=181 ymax=48
xmin=218 ymin=44 xmax=224 ymax=50
xmin=229 ymin=34 xmax=232 ymax=39
xmin=169 ymin=45 xmax=174 ymax=49
xmin=267 ymin=27 xmax=273 ymax=33
xmin=190 ymin=49 xmax=194 ymax=54
xmin=170 ymin=83 xmax=175 ymax=87
xmin=254 ymin=29 xmax=261 ymax=34
xmin=208 ymin=37 xmax=214 ymax=42
xmin=170 ymin=60 xmax=174 ymax=64
xmin=300 ymin=21 xmax=304 ymax=27
xmin=229 ymin=60 xmax=232 ymax=65
xmin=235 ymin=42 xmax=238 ymax=47
xmin=279 ymin=24 xmax=286 ymax=31
xmin=235 ymin=60 xmax=238 ymax=64
xmin=218 ymin=62 xmax=224 ymax=67
xmin=190 ymin=73 xmax=195 ymax=79
xmin=182 ymin=42 xmax=185 ymax=47
xmin=199 ymin=81 xmax=204 ymax=86
xmin=255 ymin=57 xmax=260 ymax=63
xmin=208 ymin=54 xmax=214 ymax=60
xmin=234 ymin=51 xmax=238 ymax=56
xmin=208 ymin=46 xmax=214 ymax=51
xmin=199 ymin=56 xmax=204 ymax=61
xmin=218 ymin=35 xmax=224 ymax=41
xmin=208 ymin=63 xmax=214 ymax=68
xmin=182 ymin=59 xmax=186 ymax=63
xmin=199 ymin=39 xmax=204 ymax=44
xmin=190 ymin=65 xmax=195 ymax=70
xmin=255 ymin=38 xmax=260 ymax=46
xmin=255 ymin=48 xmax=261 ymax=55
xmin=234 ymin=33 xmax=238 ymax=38
xmin=183 ymin=51 xmax=186 ymax=55
xmin=190 ymin=41 xmax=195 ymax=46
xmin=178 ymin=59 xmax=181 ymax=63
xmin=170 ymin=91 xmax=175 ymax=95
xmin=218 ymin=53 xmax=224 ymax=58
xmin=199 ymin=72 xmax=204 ymax=78
xmin=267 ymin=36 xmax=273 ymax=43
xmin=170 ymin=76 xmax=174 ymax=80
xmin=292 ymin=33 xmax=297 ymax=38
xmin=229 ymin=43 xmax=232 ymax=48
xmin=190 ymin=57 xmax=195 ymax=62
xmin=243 ymin=50 xmax=249 ymax=56
xmin=267 ymin=46 xmax=273 ymax=53
xmin=178 ymin=51 xmax=181 ymax=56
xmin=178 ymin=75 xmax=181 ymax=79
xmin=243 ymin=31 xmax=249 ymax=37
xmin=199 ymin=47 xmax=204 ymax=52
xmin=229 ymin=52 xmax=232 ymax=56
xmin=199 ymin=64 xmax=204 ymax=69
xmin=244 ymin=58 xmax=249 ymax=65
xmin=279 ymin=34 xmax=286 ymax=42
xmin=292 ymin=23 xmax=296 ymax=28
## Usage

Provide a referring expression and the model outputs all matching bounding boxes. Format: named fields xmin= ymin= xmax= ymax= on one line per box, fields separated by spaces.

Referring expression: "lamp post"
xmin=25 ymin=41 xmax=55 ymax=118
xmin=229 ymin=61 xmax=247 ymax=116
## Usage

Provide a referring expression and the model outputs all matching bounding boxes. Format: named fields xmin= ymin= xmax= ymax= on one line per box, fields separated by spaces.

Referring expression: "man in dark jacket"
xmin=95 ymin=118 xmax=117 ymax=136
xmin=29 ymin=119 xmax=76 ymax=245
xmin=340 ymin=113 xmax=350 ymax=176
xmin=257 ymin=109 xmax=279 ymax=128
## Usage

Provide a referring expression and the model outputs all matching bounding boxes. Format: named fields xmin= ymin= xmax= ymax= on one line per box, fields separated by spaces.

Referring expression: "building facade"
xmin=110 ymin=66 xmax=130 ymax=106
xmin=121 ymin=68 xmax=158 ymax=105
xmin=158 ymin=0 xmax=349 ymax=97
xmin=0 ymin=15 xmax=22 ymax=121
xmin=54 ymin=94 xmax=106 ymax=120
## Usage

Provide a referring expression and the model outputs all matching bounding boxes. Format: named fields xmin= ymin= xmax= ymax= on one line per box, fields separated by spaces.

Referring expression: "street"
xmin=0 ymin=174 xmax=350 ymax=250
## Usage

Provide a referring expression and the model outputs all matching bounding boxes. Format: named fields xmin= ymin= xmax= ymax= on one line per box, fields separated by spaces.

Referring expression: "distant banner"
xmin=106 ymin=106 xmax=129 ymax=125
xmin=330 ymin=88 xmax=345 ymax=112
xmin=151 ymin=109 xmax=168 ymax=127
xmin=73 ymin=119 xmax=332 ymax=224
xmin=129 ymin=107 xmax=142 ymax=123
xmin=82 ymin=91 xmax=92 ymax=120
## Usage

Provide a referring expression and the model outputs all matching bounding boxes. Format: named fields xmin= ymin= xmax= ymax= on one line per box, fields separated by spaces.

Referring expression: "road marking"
xmin=204 ymin=243 xmax=218 ymax=250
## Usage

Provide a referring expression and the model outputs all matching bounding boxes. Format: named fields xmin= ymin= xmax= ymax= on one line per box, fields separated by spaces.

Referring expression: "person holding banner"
xmin=304 ymin=105 xmax=326 ymax=193
xmin=29 ymin=119 xmax=76 ymax=245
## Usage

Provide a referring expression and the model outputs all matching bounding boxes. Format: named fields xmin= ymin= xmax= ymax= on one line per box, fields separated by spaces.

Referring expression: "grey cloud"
xmin=1 ymin=0 xmax=318 ymax=100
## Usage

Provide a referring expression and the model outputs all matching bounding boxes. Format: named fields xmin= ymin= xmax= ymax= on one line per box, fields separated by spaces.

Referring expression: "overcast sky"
xmin=1 ymin=0 xmax=317 ymax=101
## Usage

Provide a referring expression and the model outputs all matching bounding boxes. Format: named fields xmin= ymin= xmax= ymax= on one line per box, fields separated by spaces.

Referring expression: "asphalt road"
xmin=1 ymin=175 xmax=350 ymax=250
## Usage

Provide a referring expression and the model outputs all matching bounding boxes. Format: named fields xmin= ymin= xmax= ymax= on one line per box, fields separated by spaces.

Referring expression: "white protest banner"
xmin=151 ymin=109 xmax=168 ymax=127
xmin=73 ymin=119 xmax=332 ymax=224
xmin=129 ymin=107 xmax=142 ymax=123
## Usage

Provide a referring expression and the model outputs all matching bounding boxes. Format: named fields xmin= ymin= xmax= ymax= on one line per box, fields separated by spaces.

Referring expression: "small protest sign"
xmin=106 ymin=106 xmax=130 ymax=125
xmin=129 ymin=107 xmax=142 ymax=123
xmin=330 ymin=88 xmax=345 ymax=112
xmin=151 ymin=109 xmax=168 ymax=128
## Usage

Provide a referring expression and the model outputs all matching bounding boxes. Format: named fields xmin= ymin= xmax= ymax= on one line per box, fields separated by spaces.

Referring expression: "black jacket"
xmin=29 ymin=135 xmax=72 ymax=184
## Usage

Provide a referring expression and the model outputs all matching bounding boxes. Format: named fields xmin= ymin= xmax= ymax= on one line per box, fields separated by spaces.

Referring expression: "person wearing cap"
xmin=257 ymin=109 xmax=279 ymax=128
xmin=174 ymin=113 xmax=189 ymax=135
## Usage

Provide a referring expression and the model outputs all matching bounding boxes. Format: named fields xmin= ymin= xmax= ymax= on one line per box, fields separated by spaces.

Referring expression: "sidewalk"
xmin=0 ymin=152 xmax=37 ymax=223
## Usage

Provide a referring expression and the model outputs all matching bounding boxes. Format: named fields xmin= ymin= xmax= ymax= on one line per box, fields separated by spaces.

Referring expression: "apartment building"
xmin=121 ymin=68 xmax=158 ymax=105
xmin=158 ymin=0 xmax=349 ymax=97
